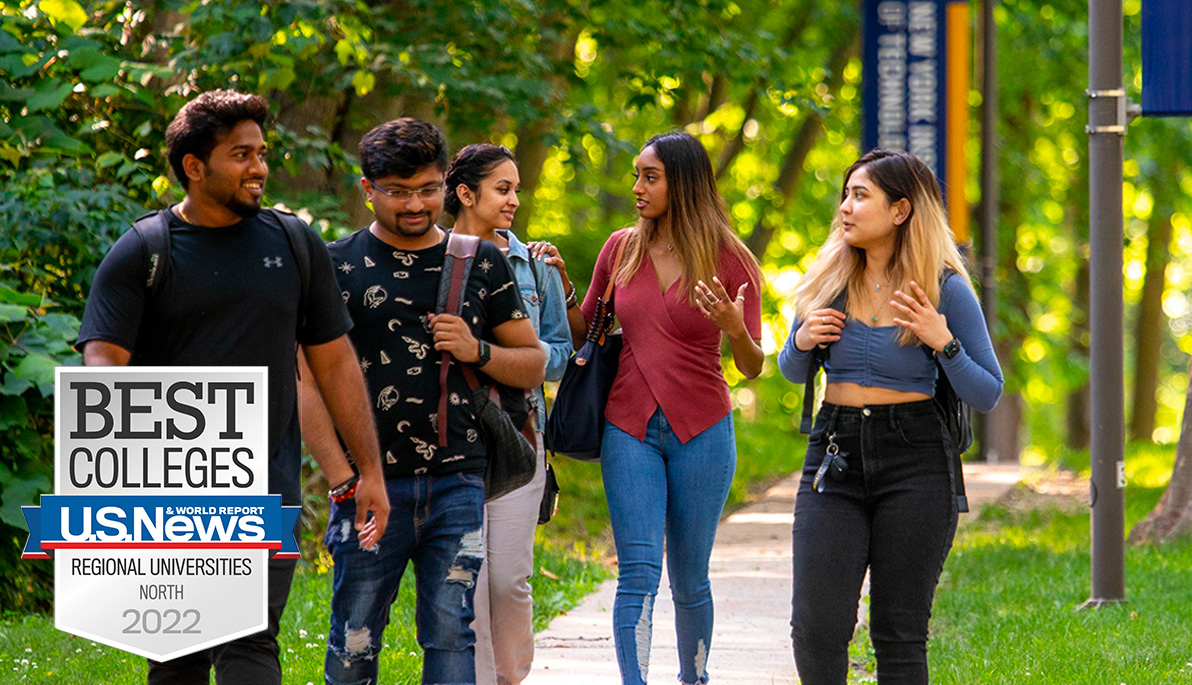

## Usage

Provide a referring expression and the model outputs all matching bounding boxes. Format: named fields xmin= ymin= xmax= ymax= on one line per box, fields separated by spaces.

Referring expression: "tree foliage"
xmin=6 ymin=0 xmax=1192 ymax=606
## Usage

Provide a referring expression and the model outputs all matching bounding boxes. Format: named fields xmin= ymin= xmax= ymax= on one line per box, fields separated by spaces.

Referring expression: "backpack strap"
xmin=131 ymin=210 xmax=171 ymax=295
xmin=436 ymin=231 xmax=480 ymax=447
xmin=273 ymin=209 xmax=313 ymax=332
xmin=934 ymin=266 xmax=969 ymax=512
xmin=800 ymin=287 xmax=848 ymax=433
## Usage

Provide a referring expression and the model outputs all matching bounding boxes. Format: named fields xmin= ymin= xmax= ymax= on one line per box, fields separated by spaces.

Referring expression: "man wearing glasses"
xmin=298 ymin=118 xmax=544 ymax=685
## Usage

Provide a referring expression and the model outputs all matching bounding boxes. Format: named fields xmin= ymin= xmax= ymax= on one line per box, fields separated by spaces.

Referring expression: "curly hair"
xmin=165 ymin=90 xmax=268 ymax=189
xmin=359 ymin=118 xmax=448 ymax=181
xmin=443 ymin=144 xmax=516 ymax=216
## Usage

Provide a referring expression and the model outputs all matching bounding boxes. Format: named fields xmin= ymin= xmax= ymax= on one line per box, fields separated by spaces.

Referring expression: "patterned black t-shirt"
xmin=327 ymin=228 xmax=527 ymax=478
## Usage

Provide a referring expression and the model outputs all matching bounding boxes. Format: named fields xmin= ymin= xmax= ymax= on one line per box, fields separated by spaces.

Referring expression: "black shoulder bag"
xmin=436 ymin=231 xmax=537 ymax=502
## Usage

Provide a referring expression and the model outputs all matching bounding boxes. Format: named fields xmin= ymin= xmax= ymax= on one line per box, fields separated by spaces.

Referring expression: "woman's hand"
xmin=527 ymin=240 xmax=571 ymax=292
xmin=794 ymin=308 xmax=846 ymax=351
xmin=891 ymin=280 xmax=952 ymax=351
xmin=695 ymin=277 xmax=748 ymax=336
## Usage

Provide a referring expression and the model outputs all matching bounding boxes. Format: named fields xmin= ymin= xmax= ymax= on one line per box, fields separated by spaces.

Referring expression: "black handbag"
xmin=437 ymin=231 xmax=537 ymax=502
xmin=465 ymin=367 xmax=537 ymax=502
xmin=538 ymin=461 xmax=560 ymax=525
xmin=544 ymin=237 xmax=628 ymax=462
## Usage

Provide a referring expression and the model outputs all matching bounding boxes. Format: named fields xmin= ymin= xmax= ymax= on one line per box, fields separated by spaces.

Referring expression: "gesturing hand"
xmin=890 ymin=280 xmax=952 ymax=351
xmin=695 ymin=277 xmax=749 ymax=336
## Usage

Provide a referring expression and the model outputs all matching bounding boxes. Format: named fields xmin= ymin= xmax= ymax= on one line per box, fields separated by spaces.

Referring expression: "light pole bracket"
xmin=1085 ymin=88 xmax=1139 ymax=135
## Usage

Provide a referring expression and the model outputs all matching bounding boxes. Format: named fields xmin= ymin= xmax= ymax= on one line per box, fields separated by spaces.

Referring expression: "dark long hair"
xmin=444 ymin=144 xmax=517 ymax=216
xmin=616 ymin=132 xmax=759 ymax=304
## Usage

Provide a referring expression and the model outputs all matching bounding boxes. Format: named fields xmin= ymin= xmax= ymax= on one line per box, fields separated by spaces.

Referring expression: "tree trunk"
xmin=1128 ymin=357 xmax=1192 ymax=543
xmin=983 ymin=339 xmax=1021 ymax=463
xmin=747 ymin=35 xmax=857 ymax=257
xmin=1130 ymin=212 xmax=1173 ymax=442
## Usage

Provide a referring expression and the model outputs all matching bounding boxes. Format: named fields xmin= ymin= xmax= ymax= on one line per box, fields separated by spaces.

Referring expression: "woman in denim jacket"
xmin=445 ymin=143 xmax=572 ymax=685
xmin=778 ymin=149 xmax=1003 ymax=684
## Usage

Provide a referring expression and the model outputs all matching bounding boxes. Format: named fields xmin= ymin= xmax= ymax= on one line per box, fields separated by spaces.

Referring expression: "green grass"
xmin=0 ymin=541 xmax=610 ymax=684
xmin=0 ymin=411 xmax=800 ymax=683
xmin=844 ymin=443 xmax=1192 ymax=684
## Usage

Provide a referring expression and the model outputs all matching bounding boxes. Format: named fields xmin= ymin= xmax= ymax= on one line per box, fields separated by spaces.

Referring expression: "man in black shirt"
xmin=299 ymin=118 xmax=544 ymax=684
xmin=77 ymin=90 xmax=388 ymax=685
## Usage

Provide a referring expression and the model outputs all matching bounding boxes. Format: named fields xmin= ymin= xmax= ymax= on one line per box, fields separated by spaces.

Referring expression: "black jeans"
xmin=147 ymin=556 xmax=297 ymax=685
xmin=790 ymin=400 xmax=958 ymax=685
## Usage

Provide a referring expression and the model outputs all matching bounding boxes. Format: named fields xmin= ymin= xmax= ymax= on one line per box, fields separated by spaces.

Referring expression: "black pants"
xmin=147 ymin=556 xmax=297 ymax=685
xmin=790 ymin=400 xmax=958 ymax=685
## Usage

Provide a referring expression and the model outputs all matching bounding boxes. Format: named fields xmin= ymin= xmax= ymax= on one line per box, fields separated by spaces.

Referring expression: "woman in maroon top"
xmin=534 ymin=132 xmax=763 ymax=684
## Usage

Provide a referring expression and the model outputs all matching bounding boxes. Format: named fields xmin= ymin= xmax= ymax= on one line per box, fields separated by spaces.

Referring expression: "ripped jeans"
xmin=324 ymin=471 xmax=486 ymax=685
xmin=602 ymin=409 xmax=736 ymax=685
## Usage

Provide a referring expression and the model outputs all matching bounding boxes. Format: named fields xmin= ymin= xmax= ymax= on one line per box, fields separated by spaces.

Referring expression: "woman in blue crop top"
xmin=779 ymin=149 xmax=1002 ymax=685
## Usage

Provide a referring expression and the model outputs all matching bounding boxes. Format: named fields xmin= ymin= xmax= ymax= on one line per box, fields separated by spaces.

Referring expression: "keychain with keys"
xmin=813 ymin=431 xmax=850 ymax=493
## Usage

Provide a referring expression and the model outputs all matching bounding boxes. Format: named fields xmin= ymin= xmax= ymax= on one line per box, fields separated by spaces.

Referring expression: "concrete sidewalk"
xmin=526 ymin=463 xmax=1021 ymax=684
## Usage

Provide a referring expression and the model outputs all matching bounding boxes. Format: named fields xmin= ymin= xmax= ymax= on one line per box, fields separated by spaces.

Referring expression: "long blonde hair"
xmin=615 ymin=132 xmax=759 ymax=303
xmin=795 ymin=149 xmax=972 ymax=346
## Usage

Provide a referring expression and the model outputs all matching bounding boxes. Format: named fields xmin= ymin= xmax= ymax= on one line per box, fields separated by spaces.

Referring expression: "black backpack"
xmin=799 ymin=269 xmax=972 ymax=512
xmin=131 ymin=207 xmax=314 ymax=327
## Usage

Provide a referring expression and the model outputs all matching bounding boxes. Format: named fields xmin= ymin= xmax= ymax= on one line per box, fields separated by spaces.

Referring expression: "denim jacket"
xmin=498 ymin=230 xmax=572 ymax=430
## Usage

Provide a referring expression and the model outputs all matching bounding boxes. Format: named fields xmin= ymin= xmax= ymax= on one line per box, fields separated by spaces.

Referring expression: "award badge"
xmin=21 ymin=368 xmax=300 ymax=661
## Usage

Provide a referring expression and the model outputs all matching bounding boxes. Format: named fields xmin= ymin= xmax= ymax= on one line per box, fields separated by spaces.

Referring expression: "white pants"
xmin=472 ymin=439 xmax=548 ymax=685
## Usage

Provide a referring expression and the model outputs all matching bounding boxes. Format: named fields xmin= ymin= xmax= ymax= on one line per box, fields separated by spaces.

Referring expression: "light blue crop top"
xmin=778 ymin=273 xmax=1004 ymax=412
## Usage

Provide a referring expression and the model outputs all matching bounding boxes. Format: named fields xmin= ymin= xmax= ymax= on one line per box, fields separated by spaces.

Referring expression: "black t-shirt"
xmin=326 ymin=228 xmax=526 ymax=478
xmin=77 ymin=208 xmax=353 ymax=505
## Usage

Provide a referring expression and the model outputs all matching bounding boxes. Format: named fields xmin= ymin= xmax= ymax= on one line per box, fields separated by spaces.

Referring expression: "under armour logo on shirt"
xmin=263 ymin=256 xmax=284 ymax=268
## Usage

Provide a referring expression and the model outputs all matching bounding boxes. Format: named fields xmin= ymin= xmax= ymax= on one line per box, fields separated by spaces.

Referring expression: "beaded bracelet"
xmin=565 ymin=282 xmax=578 ymax=309
xmin=329 ymin=474 xmax=359 ymax=502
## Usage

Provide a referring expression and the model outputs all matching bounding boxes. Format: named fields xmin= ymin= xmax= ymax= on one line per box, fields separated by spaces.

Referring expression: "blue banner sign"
xmin=863 ymin=0 xmax=949 ymax=179
xmin=1142 ymin=0 xmax=1192 ymax=116
xmin=862 ymin=0 xmax=970 ymax=241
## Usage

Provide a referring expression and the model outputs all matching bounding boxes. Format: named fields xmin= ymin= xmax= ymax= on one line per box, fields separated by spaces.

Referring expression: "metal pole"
xmin=978 ymin=0 xmax=999 ymax=463
xmin=1085 ymin=0 xmax=1126 ymax=606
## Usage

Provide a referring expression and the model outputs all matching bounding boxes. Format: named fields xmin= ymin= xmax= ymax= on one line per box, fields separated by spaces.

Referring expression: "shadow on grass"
xmin=928 ymin=483 xmax=1192 ymax=685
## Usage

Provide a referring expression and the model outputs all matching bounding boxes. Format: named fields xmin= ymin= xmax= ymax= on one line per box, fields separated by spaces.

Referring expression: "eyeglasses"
xmin=365 ymin=177 xmax=445 ymax=202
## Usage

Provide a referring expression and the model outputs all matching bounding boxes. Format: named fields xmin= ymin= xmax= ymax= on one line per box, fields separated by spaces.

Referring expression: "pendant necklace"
xmin=869 ymin=278 xmax=890 ymax=324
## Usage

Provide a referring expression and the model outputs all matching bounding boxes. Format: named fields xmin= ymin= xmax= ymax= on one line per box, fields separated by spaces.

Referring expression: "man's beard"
xmin=227 ymin=196 xmax=262 ymax=219
xmin=392 ymin=211 xmax=434 ymax=237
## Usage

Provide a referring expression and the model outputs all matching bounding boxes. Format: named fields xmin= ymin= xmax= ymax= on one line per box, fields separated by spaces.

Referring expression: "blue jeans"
xmin=790 ymin=401 xmax=959 ymax=685
xmin=324 ymin=472 xmax=486 ymax=685
xmin=602 ymin=409 xmax=736 ymax=685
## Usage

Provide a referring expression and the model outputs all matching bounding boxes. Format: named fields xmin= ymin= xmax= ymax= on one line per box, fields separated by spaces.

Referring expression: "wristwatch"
xmin=940 ymin=338 xmax=962 ymax=360
xmin=477 ymin=340 xmax=492 ymax=367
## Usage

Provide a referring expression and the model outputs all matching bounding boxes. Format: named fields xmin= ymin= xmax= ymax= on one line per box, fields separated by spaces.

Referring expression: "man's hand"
xmin=429 ymin=313 xmax=480 ymax=363
xmin=351 ymin=473 xmax=387 ymax=549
